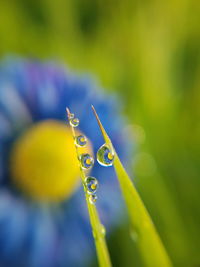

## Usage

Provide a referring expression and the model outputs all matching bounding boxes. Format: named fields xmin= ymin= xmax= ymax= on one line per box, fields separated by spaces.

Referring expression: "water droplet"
xmin=85 ymin=176 xmax=98 ymax=194
xmin=130 ymin=228 xmax=138 ymax=242
xmin=100 ymin=224 xmax=106 ymax=236
xmin=97 ymin=144 xmax=114 ymax=167
xmin=89 ymin=194 xmax=97 ymax=204
xmin=70 ymin=118 xmax=79 ymax=127
xmin=75 ymin=135 xmax=87 ymax=147
xmin=79 ymin=154 xmax=94 ymax=169
xmin=69 ymin=113 xmax=74 ymax=119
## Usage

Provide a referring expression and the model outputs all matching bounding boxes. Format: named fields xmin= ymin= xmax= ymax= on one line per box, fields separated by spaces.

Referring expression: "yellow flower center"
xmin=10 ymin=120 xmax=92 ymax=202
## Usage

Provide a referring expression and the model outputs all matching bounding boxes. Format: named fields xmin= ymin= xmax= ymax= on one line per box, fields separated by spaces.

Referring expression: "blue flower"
xmin=0 ymin=57 xmax=131 ymax=267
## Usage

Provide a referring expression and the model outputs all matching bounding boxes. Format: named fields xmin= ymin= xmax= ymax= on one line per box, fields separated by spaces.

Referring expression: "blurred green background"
xmin=0 ymin=0 xmax=199 ymax=266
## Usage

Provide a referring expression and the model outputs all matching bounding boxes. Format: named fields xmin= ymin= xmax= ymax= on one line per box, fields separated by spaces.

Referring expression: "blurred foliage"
xmin=0 ymin=0 xmax=200 ymax=266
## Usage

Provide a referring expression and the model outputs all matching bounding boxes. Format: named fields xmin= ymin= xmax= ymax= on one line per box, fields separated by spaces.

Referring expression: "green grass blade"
xmin=66 ymin=108 xmax=112 ymax=267
xmin=86 ymin=200 xmax=112 ymax=267
xmin=92 ymin=105 xmax=172 ymax=267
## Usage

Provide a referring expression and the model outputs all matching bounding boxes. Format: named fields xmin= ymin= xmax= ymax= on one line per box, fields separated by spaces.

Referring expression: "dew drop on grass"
xmin=75 ymin=135 xmax=87 ymax=147
xmin=130 ymin=228 xmax=138 ymax=242
xmin=85 ymin=176 xmax=98 ymax=194
xmin=79 ymin=153 xmax=94 ymax=169
xmin=70 ymin=117 xmax=79 ymax=127
xmin=100 ymin=224 xmax=106 ymax=236
xmin=89 ymin=194 xmax=97 ymax=204
xmin=97 ymin=144 xmax=115 ymax=167
xmin=69 ymin=113 xmax=74 ymax=119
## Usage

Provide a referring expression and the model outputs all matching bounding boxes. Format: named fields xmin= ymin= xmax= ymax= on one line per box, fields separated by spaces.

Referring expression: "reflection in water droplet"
xmin=79 ymin=154 xmax=94 ymax=169
xmin=70 ymin=118 xmax=79 ymax=127
xmin=97 ymin=144 xmax=114 ymax=167
xmin=85 ymin=176 xmax=98 ymax=194
xmin=75 ymin=135 xmax=87 ymax=147
xmin=89 ymin=194 xmax=97 ymax=204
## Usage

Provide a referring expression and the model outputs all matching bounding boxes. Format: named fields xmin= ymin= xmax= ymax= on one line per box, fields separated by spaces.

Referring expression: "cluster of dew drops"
xmin=69 ymin=112 xmax=115 ymax=205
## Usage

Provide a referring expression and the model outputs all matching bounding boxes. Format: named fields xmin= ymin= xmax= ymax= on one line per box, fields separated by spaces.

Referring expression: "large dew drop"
xmin=75 ymin=135 xmax=87 ymax=147
xmin=85 ymin=176 xmax=98 ymax=194
xmin=79 ymin=153 xmax=94 ymax=169
xmin=97 ymin=144 xmax=114 ymax=167
xmin=70 ymin=118 xmax=79 ymax=127
xmin=89 ymin=194 xmax=97 ymax=204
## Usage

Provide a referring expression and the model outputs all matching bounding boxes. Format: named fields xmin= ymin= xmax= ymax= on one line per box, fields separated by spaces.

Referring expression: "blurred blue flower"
xmin=0 ymin=57 xmax=131 ymax=267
